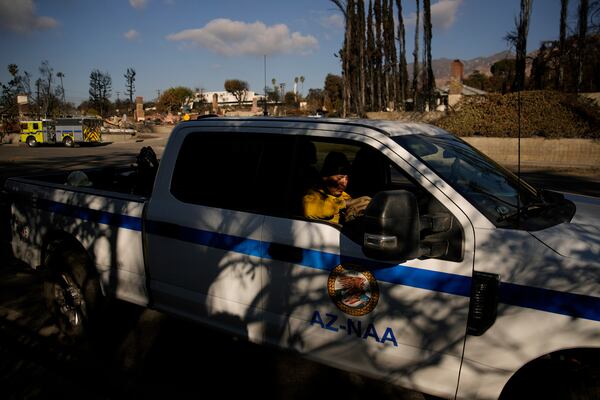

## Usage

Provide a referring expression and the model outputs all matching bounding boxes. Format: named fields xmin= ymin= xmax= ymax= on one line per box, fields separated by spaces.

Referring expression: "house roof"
xmin=438 ymin=84 xmax=487 ymax=96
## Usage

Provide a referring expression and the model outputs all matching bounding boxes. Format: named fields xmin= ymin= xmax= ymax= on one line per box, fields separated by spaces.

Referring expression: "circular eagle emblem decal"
xmin=327 ymin=264 xmax=379 ymax=316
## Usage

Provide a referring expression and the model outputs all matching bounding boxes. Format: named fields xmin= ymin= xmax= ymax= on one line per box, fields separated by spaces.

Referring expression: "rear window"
xmin=170 ymin=132 xmax=295 ymax=214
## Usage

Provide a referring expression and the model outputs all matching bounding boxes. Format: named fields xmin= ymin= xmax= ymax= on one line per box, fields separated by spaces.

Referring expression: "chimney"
xmin=451 ymin=59 xmax=464 ymax=83
xmin=135 ymin=96 xmax=144 ymax=121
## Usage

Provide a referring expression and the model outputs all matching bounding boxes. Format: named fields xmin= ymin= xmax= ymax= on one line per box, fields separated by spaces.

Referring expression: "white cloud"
xmin=0 ymin=0 xmax=58 ymax=33
xmin=321 ymin=14 xmax=344 ymax=31
xmin=129 ymin=0 xmax=148 ymax=10
xmin=124 ymin=29 xmax=140 ymax=40
xmin=167 ymin=18 xmax=319 ymax=56
xmin=405 ymin=0 xmax=463 ymax=30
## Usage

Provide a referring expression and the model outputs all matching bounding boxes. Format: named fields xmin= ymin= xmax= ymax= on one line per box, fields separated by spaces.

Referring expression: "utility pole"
xmin=36 ymin=79 xmax=41 ymax=119
xmin=279 ymin=83 xmax=286 ymax=102
xmin=263 ymin=55 xmax=268 ymax=116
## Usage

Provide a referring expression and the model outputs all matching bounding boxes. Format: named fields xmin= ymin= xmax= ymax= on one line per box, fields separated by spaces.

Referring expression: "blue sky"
xmin=0 ymin=0 xmax=582 ymax=105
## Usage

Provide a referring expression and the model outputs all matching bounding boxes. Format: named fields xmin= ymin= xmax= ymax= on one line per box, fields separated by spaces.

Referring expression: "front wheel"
xmin=500 ymin=357 xmax=600 ymax=400
xmin=43 ymin=243 xmax=104 ymax=342
xmin=26 ymin=135 xmax=37 ymax=147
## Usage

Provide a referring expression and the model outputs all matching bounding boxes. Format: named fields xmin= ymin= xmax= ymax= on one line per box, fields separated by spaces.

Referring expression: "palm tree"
xmin=576 ymin=0 xmax=589 ymax=93
xmin=423 ymin=0 xmax=435 ymax=110
xmin=331 ymin=0 xmax=353 ymax=116
xmin=412 ymin=0 xmax=420 ymax=108
xmin=558 ymin=0 xmax=569 ymax=89
xmin=396 ymin=0 xmax=408 ymax=109
xmin=300 ymin=76 xmax=305 ymax=94
xmin=509 ymin=0 xmax=532 ymax=91
xmin=56 ymin=72 xmax=65 ymax=115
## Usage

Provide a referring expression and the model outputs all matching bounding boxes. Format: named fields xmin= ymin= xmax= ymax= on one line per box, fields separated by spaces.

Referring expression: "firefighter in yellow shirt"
xmin=303 ymin=151 xmax=370 ymax=225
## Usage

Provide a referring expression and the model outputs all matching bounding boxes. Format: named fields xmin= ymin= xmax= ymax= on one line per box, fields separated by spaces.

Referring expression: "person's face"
xmin=323 ymin=174 xmax=348 ymax=197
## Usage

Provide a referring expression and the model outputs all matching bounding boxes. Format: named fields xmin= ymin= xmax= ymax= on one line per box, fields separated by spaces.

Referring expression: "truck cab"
xmin=20 ymin=119 xmax=56 ymax=147
xmin=145 ymin=118 xmax=599 ymax=399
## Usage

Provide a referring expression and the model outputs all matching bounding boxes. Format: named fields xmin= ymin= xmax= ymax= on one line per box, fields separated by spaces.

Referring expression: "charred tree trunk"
xmin=558 ymin=0 xmax=569 ymax=90
xmin=396 ymin=0 xmax=408 ymax=110
xmin=358 ymin=0 xmax=367 ymax=115
xmin=514 ymin=0 xmax=532 ymax=92
xmin=412 ymin=0 xmax=420 ymax=110
xmin=576 ymin=0 xmax=589 ymax=93
xmin=367 ymin=0 xmax=376 ymax=110
xmin=423 ymin=0 xmax=435 ymax=110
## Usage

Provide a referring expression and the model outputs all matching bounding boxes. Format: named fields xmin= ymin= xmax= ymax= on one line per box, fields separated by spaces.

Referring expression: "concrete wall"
xmin=463 ymin=137 xmax=600 ymax=169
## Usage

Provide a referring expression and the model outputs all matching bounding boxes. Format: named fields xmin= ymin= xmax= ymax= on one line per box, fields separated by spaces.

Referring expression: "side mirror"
xmin=362 ymin=190 xmax=420 ymax=262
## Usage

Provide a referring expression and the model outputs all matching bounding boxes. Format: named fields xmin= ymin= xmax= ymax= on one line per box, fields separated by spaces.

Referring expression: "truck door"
xmin=260 ymin=134 xmax=476 ymax=396
xmin=145 ymin=130 xmax=295 ymax=341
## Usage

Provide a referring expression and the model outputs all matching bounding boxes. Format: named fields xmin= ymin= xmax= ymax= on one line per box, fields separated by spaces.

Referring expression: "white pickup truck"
xmin=5 ymin=118 xmax=599 ymax=399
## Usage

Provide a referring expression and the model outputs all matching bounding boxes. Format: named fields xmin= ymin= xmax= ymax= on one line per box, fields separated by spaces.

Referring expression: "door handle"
xmin=268 ymin=243 xmax=304 ymax=264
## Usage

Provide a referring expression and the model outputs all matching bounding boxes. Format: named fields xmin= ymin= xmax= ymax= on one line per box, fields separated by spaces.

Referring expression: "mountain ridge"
xmin=407 ymin=50 xmax=514 ymax=85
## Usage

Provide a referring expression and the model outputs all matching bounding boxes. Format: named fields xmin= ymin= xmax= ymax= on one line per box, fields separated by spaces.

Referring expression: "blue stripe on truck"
xmin=37 ymin=198 xmax=142 ymax=231
xmin=144 ymin=220 xmax=600 ymax=322
xmin=33 ymin=200 xmax=600 ymax=322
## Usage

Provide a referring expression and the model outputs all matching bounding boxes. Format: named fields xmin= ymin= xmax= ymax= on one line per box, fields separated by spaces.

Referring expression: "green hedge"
xmin=434 ymin=91 xmax=600 ymax=138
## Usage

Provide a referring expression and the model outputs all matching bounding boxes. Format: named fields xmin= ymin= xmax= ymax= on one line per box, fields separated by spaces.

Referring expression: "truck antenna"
xmin=263 ymin=55 xmax=268 ymax=116
xmin=517 ymin=89 xmax=522 ymax=227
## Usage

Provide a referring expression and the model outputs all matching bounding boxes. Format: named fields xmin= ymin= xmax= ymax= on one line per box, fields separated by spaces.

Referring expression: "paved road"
xmin=0 ymin=135 xmax=598 ymax=400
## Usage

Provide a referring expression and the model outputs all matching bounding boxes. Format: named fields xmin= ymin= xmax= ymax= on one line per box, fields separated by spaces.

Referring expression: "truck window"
xmin=170 ymin=133 xmax=295 ymax=215
xmin=392 ymin=133 xmax=572 ymax=230
xmin=33 ymin=123 xmax=40 ymax=130
xmin=290 ymin=137 xmax=463 ymax=261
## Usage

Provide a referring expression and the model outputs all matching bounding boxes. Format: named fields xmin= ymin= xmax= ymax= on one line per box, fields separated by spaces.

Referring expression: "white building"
xmin=190 ymin=91 xmax=264 ymax=106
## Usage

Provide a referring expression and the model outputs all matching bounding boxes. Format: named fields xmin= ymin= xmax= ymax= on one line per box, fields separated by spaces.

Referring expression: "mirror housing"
xmin=362 ymin=190 xmax=420 ymax=262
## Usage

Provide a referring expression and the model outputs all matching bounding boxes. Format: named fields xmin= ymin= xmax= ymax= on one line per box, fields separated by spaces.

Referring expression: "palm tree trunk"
xmin=396 ymin=0 xmax=407 ymax=109
xmin=367 ymin=0 xmax=376 ymax=110
xmin=423 ymin=0 xmax=435 ymax=110
xmin=412 ymin=0 xmax=420 ymax=109
xmin=558 ymin=0 xmax=569 ymax=90
xmin=375 ymin=0 xmax=384 ymax=110
xmin=358 ymin=0 xmax=367 ymax=116
xmin=514 ymin=0 xmax=532 ymax=92
xmin=576 ymin=0 xmax=589 ymax=93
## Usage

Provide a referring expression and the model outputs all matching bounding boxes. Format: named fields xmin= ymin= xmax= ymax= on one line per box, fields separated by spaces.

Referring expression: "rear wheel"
xmin=43 ymin=242 xmax=104 ymax=342
xmin=26 ymin=135 xmax=37 ymax=147
xmin=63 ymin=136 xmax=74 ymax=147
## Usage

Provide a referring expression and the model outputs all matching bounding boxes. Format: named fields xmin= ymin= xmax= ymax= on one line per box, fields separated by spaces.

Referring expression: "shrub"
xmin=435 ymin=91 xmax=600 ymax=138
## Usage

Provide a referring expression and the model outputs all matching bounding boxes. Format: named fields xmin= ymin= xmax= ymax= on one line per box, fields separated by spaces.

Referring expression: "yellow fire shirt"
xmin=303 ymin=188 xmax=352 ymax=224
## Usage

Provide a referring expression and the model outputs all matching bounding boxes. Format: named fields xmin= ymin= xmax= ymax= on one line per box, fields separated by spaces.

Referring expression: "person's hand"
xmin=345 ymin=196 xmax=371 ymax=222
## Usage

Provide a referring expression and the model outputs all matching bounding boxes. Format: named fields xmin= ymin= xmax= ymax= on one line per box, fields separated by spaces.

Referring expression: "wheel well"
xmin=500 ymin=348 xmax=600 ymax=399
xmin=41 ymin=231 xmax=87 ymax=270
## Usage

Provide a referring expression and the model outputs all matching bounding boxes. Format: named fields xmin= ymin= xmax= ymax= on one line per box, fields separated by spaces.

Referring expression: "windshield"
xmin=393 ymin=133 xmax=546 ymax=228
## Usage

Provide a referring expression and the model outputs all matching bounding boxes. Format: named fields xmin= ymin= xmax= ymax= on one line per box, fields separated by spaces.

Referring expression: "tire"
xmin=43 ymin=242 xmax=104 ymax=342
xmin=63 ymin=136 xmax=74 ymax=147
xmin=26 ymin=135 xmax=37 ymax=147
xmin=500 ymin=357 xmax=600 ymax=400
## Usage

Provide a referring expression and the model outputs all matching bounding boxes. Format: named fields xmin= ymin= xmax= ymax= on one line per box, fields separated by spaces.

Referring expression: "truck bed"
xmin=8 ymin=165 xmax=155 ymax=199
xmin=6 ymin=166 xmax=150 ymax=306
